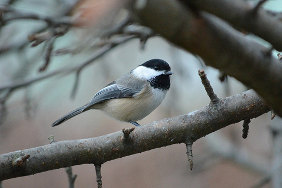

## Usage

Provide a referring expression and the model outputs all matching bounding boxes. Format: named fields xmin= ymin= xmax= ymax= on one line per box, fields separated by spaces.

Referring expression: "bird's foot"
xmin=130 ymin=121 xmax=141 ymax=127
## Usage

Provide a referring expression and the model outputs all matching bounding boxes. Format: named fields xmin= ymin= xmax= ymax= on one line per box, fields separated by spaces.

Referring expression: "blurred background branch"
xmin=0 ymin=0 xmax=281 ymax=187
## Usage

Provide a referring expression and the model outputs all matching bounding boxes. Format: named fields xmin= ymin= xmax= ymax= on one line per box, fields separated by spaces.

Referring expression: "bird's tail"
xmin=52 ymin=104 xmax=89 ymax=127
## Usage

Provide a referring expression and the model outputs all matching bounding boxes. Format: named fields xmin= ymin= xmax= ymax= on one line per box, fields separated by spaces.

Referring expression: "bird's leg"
xmin=130 ymin=121 xmax=141 ymax=127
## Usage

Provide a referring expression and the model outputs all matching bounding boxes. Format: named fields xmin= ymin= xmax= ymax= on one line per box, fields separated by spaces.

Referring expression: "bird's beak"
xmin=165 ymin=71 xmax=173 ymax=75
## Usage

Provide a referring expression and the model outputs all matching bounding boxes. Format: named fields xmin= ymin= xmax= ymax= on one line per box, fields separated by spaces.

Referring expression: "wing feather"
xmin=83 ymin=82 xmax=141 ymax=111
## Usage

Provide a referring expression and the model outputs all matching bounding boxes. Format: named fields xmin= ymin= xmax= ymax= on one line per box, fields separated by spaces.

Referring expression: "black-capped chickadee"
xmin=52 ymin=59 xmax=172 ymax=127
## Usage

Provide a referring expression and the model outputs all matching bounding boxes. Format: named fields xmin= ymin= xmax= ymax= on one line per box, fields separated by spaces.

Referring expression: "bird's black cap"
xmin=141 ymin=59 xmax=171 ymax=72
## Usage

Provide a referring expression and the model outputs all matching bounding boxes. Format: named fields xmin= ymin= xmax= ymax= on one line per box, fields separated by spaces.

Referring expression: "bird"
xmin=52 ymin=59 xmax=172 ymax=127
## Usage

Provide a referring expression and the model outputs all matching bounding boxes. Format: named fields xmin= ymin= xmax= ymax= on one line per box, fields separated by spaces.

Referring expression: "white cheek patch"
xmin=132 ymin=66 xmax=164 ymax=80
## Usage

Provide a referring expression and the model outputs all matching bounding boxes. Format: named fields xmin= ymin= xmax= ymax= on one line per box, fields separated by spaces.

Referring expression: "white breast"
xmin=96 ymin=87 xmax=167 ymax=122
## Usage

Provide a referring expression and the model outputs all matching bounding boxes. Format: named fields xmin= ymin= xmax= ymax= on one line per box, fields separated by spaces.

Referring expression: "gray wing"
xmin=83 ymin=80 xmax=143 ymax=111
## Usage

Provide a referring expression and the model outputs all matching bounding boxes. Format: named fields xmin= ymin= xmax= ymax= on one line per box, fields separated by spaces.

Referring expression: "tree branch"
xmin=133 ymin=0 xmax=282 ymax=116
xmin=0 ymin=90 xmax=269 ymax=180
xmin=188 ymin=0 xmax=282 ymax=51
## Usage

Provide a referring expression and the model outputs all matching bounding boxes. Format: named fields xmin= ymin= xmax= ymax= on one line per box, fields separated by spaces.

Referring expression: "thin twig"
xmin=23 ymin=87 xmax=35 ymax=119
xmin=70 ymin=70 xmax=81 ymax=99
xmin=94 ymin=164 xmax=102 ymax=188
xmin=0 ymin=24 xmax=50 ymax=56
xmin=39 ymin=37 xmax=56 ymax=72
xmin=122 ymin=127 xmax=135 ymax=143
xmin=28 ymin=31 xmax=53 ymax=47
xmin=62 ymin=25 xmax=149 ymax=56
xmin=0 ymin=102 xmax=7 ymax=125
xmin=0 ymin=6 xmax=73 ymax=26
xmin=0 ymin=89 xmax=13 ymax=104
xmin=48 ymin=135 xmax=56 ymax=144
xmin=185 ymin=142 xmax=193 ymax=170
xmin=0 ymin=69 xmax=64 ymax=92
xmin=65 ymin=167 xmax=77 ymax=188
xmin=198 ymin=70 xmax=219 ymax=104
xmin=0 ymin=36 xmax=135 ymax=93
xmin=0 ymin=3 xmax=72 ymax=55
xmin=242 ymin=119 xmax=251 ymax=139
xmin=0 ymin=3 xmax=78 ymax=107
xmin=0 ymin=89 xmax=12 ymax=124
xmin=29 ymin=25 xmax=69 ymax=47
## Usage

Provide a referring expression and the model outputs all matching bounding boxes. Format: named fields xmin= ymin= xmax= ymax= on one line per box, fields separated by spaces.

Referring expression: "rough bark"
xmin=0 ymin=90 xmax=269 ymax=180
